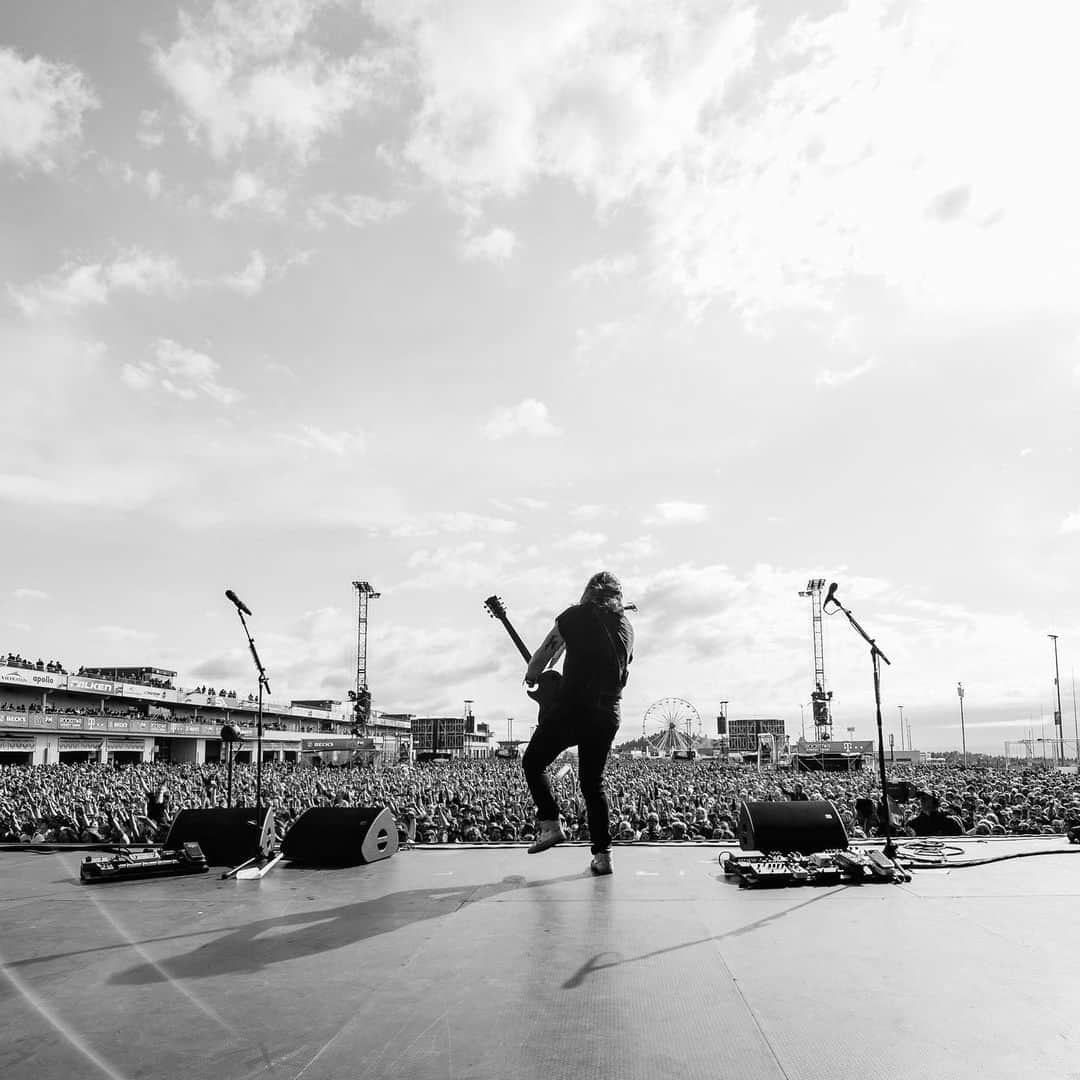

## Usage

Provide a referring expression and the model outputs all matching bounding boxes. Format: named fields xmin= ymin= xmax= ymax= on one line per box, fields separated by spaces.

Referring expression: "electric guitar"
xmin=483 ymin=595 xmax=562 ymax=720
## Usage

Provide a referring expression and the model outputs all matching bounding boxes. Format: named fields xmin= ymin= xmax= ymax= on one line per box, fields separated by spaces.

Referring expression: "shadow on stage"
xmin=108 ymin=871 xmax=586 ymax=986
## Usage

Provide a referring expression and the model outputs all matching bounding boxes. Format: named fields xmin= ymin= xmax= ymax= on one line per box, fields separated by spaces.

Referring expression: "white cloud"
xmin=816 ymin=357 xmax=875 ymax=388
xmin=572 ymin=504 xmax=609 ymax=520
xmin=93 ymin=624 xmax=156 ymax=644
xmin=0 ymin=467 xmax=167 ymax=511
xmin=0 ymin=46 xmax=99 ymax=171
xmin=1061 ymin=512 xmax=1080 ymax=535
xmin=569 ymin=254 xmax=637 ymax=286
xmin=461 ymin=225 xmax=517 ymax=263
xmin=123 ymin=339 xmax=240 ymax=405
xmin=574 ymin=320 xmax=633 ymax=366
xmin=392 ymin=512 xmax=517 ymax=538
xmin=618 ymin=536 xmax=655 ymax=559
xmin=10 ymin=249 xmax=186 ymax=317
xmin=307 ymin=192 xmax=406 ymax=229
xmin=224 ymin=251 xmax=268 ymax=296
xmin=649 ymin=501 xmax=709 ymax=525
xmin=95 ymin=157 xmax=169 ymax=200
xmin=12 ymin=588 xmax=48 ymax=601
xmin=482 ymin=398 xmax=561 ymax=440
xmin=153 ymin=0 xmax=389 ymax=162
xmin=371 ymin=2 xmax=1080 ymax=335
xmin=213 ymin=169 xmax=287 ymax=218
xmin=557 ymin=531 xmax=607 ymax=550
xmin=136 ymin=108 xmax=165 ymax=148
xmin=107 ymin=250 xmax=187 ymax=296
xmin=280 ymin=425 xmax=365 ymax=456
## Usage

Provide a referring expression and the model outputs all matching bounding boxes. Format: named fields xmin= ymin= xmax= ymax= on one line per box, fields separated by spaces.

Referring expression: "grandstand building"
xmin=0 ymin=658 xmax=447 ymax=766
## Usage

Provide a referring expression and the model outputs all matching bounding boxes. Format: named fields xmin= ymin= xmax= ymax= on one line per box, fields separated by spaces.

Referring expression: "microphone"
xmin=225 ymin=589 xmax=253 ymax=616
xmin=823 ymin=582 xmax=839 ymax=609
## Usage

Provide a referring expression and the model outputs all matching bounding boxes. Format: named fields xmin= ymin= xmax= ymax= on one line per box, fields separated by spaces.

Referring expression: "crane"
xmin=798 ymin=578 xmax=833 ymax=741
xmin=351 ymin=580 xmax=380 ymax=725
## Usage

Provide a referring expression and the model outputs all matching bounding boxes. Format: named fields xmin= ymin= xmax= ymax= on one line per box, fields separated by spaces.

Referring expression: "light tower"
xmin=798 ymin=579 xmax=833 ymax=741
xmin=351 ymin=580 xmax=380 ymax=725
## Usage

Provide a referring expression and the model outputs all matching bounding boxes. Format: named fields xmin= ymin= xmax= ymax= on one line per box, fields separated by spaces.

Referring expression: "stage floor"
xmin=1 ymin=840 xmax=1079 ymax=1080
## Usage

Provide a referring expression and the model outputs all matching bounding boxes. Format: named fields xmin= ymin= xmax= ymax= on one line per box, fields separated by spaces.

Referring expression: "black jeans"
xmin=522 ymin=704 xmax=619 ymax=856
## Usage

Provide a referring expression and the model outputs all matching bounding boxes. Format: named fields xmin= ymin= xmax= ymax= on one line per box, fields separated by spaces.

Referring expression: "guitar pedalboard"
xmin=720 ymin=849 xmax=910 ymax=888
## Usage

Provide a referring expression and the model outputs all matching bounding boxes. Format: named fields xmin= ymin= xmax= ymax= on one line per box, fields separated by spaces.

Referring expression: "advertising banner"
xmin=301 ymin=738 xmax=358 ymax=752
xmin=149 ymin=721 xmax=168 ymax=732
xmin=0 ymin=665 xmax=61 ymax=689
xmin=58 ymin=717 xmax=84 ymax=730
xmin=86 ymin=718 xmax=110 ymax=731
xmin=120 ymin=683 xmax=167 ymax=701
xmin=797 ymin=740 xmax=875 ymax=755
xmin=68 ymin=677 xmax=114 ymax=694
xmin=0 ymin=738 xmax=33 ymax=752
xmin=0 ymin=714 xmax=29 ymax=726
xmin=108 ymin=719 xmax=131 ymax=731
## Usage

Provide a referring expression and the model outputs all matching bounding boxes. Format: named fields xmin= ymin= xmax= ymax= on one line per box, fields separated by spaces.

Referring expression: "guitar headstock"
xmin=483 ymin=595 xmax=507 ymax=621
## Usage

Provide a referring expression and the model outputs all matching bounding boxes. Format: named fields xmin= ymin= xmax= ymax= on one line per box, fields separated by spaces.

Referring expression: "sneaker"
xmin=590 ymin=851 xmax=613 ymax=875
xmin=527 ymin=820 xmax=566 ymax=854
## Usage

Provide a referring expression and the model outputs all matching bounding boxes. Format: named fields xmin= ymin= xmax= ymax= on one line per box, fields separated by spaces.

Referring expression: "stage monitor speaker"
xmin=281 ymin=806 xmax=398 ymax=866
xmin=162 ymin=806 xmax=274 ymax=866
xmin=738 ymin=799 xmax=848 ymax=855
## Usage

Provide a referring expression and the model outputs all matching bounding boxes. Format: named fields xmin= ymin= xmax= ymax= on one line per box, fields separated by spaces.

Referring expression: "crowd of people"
xmin=188 ymin=686 xmax=250 ymax=700
xmin=0 ymin=701 xmax=147 ymax=718
xmin=3 ymin=653 xmax=67 ymax=673
xmin=76 ymin=668 xmax=175 ymax=690
xmin=2 ymin=756 xmax=1080 ymax=847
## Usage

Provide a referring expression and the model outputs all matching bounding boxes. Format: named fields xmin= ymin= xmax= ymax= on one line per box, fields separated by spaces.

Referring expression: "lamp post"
xmin=897 ymin=704 xmax=905 ymax=751
xmin=957 ymin=681 xmax=967 ymax=767
xmin=1049 ymin=635 xmax=1064 ymax=763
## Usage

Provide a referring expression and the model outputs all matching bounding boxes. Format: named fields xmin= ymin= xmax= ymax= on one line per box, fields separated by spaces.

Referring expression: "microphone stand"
xmin=223 ymin=606 xmax=276 ymax=879
xmin=827 ymin=594 xmax=898 ymax=860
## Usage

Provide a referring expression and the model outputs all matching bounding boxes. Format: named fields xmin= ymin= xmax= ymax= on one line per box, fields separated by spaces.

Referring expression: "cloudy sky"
xmin=2 ymin=0 xmax=1079 ymax=752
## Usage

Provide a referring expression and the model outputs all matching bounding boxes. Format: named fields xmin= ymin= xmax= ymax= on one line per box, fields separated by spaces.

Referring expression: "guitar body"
xmin=484 ymin=595 xmax=564 ymax=728
xmin=526 ymin=669 xmax=563 ymax=725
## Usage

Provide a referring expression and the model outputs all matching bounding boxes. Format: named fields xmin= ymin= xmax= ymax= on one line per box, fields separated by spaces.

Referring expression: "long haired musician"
xmin=522 ymin=571 xmax=634 ymax=875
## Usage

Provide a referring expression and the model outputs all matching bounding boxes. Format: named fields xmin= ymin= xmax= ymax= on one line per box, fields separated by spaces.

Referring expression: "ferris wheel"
xmin=642 ymin=698 xmax=701 ymax=756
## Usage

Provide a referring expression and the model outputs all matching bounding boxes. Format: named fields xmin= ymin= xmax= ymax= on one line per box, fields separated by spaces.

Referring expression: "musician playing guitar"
xmin=522 ymin=571 xmax=634 ymax=875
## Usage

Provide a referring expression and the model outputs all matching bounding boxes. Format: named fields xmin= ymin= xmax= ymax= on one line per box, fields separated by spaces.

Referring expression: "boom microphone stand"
xmin=826 ymin=585 xmax=898 ymax=860
xmin=223 ymin=590 xmax=280 ymax=879
xmin=220 ymin=724 xmax=244 ymax=809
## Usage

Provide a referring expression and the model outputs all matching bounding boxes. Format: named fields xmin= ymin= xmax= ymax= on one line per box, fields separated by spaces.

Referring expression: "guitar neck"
xmin=496 ymin=616 xmax=533 ymax=664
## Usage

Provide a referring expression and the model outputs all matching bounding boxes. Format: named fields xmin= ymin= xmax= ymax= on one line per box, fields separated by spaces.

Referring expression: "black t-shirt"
xmin=556 ymin=603 xmax=634 ymax=702
xmin=909 ymin=811 xmax=964 ymax=836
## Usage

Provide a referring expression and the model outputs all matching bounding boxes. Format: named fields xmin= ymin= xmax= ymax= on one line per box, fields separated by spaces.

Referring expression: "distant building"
xmin=411 ymin=716 xmax=493 ymax=759
xmin=727 ymin=717 xmax=786 ymax=753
